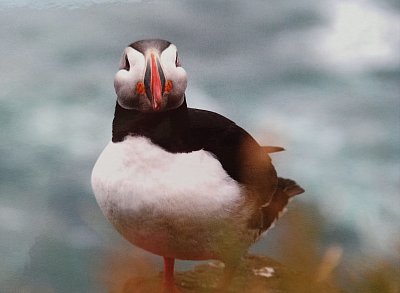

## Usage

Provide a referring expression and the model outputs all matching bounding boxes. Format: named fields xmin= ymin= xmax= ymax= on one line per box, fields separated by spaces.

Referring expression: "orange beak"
xmin=150 ymin=53 xmax=162 ymax=111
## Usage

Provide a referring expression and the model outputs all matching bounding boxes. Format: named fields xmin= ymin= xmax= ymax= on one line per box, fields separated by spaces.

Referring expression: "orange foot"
xmin=162 ymin=284 xmax=182 ymax=293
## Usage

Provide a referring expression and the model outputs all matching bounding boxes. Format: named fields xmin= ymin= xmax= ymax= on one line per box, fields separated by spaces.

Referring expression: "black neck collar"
xmin=112 ymin=97 xmax=189 ymax=148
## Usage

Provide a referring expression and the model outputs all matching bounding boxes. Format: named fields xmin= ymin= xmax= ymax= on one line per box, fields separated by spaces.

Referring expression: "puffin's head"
xmin=114 ymin=39 xmax=187 ymax=112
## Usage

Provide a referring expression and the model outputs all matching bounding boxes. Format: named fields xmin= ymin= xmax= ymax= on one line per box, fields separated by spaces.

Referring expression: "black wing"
xmin=185 ymin=108 xmax=278 ymax=204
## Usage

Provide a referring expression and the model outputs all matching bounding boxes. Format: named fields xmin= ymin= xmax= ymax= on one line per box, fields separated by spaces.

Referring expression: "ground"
xmin=119 ymin=254 xmax=344 ymax=293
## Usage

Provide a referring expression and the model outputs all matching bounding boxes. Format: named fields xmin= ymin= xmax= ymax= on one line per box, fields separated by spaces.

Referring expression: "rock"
xmin=121 ymin=254 xmax=345 ymax=293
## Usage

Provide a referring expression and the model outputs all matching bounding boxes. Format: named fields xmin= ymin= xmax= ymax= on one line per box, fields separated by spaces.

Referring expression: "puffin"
xmin=91 ymin=39 xmax=304 ymax=292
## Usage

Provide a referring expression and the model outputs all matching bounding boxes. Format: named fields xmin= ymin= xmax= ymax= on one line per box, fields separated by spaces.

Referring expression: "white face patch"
xmin=115 ymin=47 xmax=146 ymax=87
xmin=160 ymin=44 xmax=187 ymax=100
xmin=114 ymin=47 xmax=146 ymax=109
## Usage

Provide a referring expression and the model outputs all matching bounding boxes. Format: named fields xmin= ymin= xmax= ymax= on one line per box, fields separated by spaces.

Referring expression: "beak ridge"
xmin=143 ymin=53 xmax=165 ymax=111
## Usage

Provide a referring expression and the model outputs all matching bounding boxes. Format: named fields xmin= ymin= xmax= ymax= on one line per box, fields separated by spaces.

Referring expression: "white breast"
xmin=91 ymin=136 xmax=252 ymax=259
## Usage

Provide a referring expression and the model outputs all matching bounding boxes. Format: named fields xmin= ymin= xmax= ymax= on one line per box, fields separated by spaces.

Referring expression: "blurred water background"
xmin=0 ymin=0 xmax=399 ymax=292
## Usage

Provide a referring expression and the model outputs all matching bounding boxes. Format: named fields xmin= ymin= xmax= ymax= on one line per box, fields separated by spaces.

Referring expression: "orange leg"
xmin=163 ymin=257 xmax=180 ymax=293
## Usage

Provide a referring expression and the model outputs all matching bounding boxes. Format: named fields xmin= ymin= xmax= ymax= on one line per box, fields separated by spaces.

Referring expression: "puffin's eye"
xmin=175 ymin=53 xmax=181 ymax=67
xmin=124 ymin=54 xmax=130 ymax=71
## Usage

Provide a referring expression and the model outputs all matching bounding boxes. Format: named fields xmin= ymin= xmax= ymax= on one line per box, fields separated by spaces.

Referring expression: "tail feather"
xmin=259 ymin=177 xmax=304 ymax=232
xmin=278 ymin=178 xmax=305 ymax=198
xmin=261 ymin=146 xmax=285 ymax=153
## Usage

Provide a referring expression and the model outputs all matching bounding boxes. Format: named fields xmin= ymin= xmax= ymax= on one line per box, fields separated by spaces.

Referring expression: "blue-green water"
xmin=1 ymin=1 xmax=399 ymax=292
